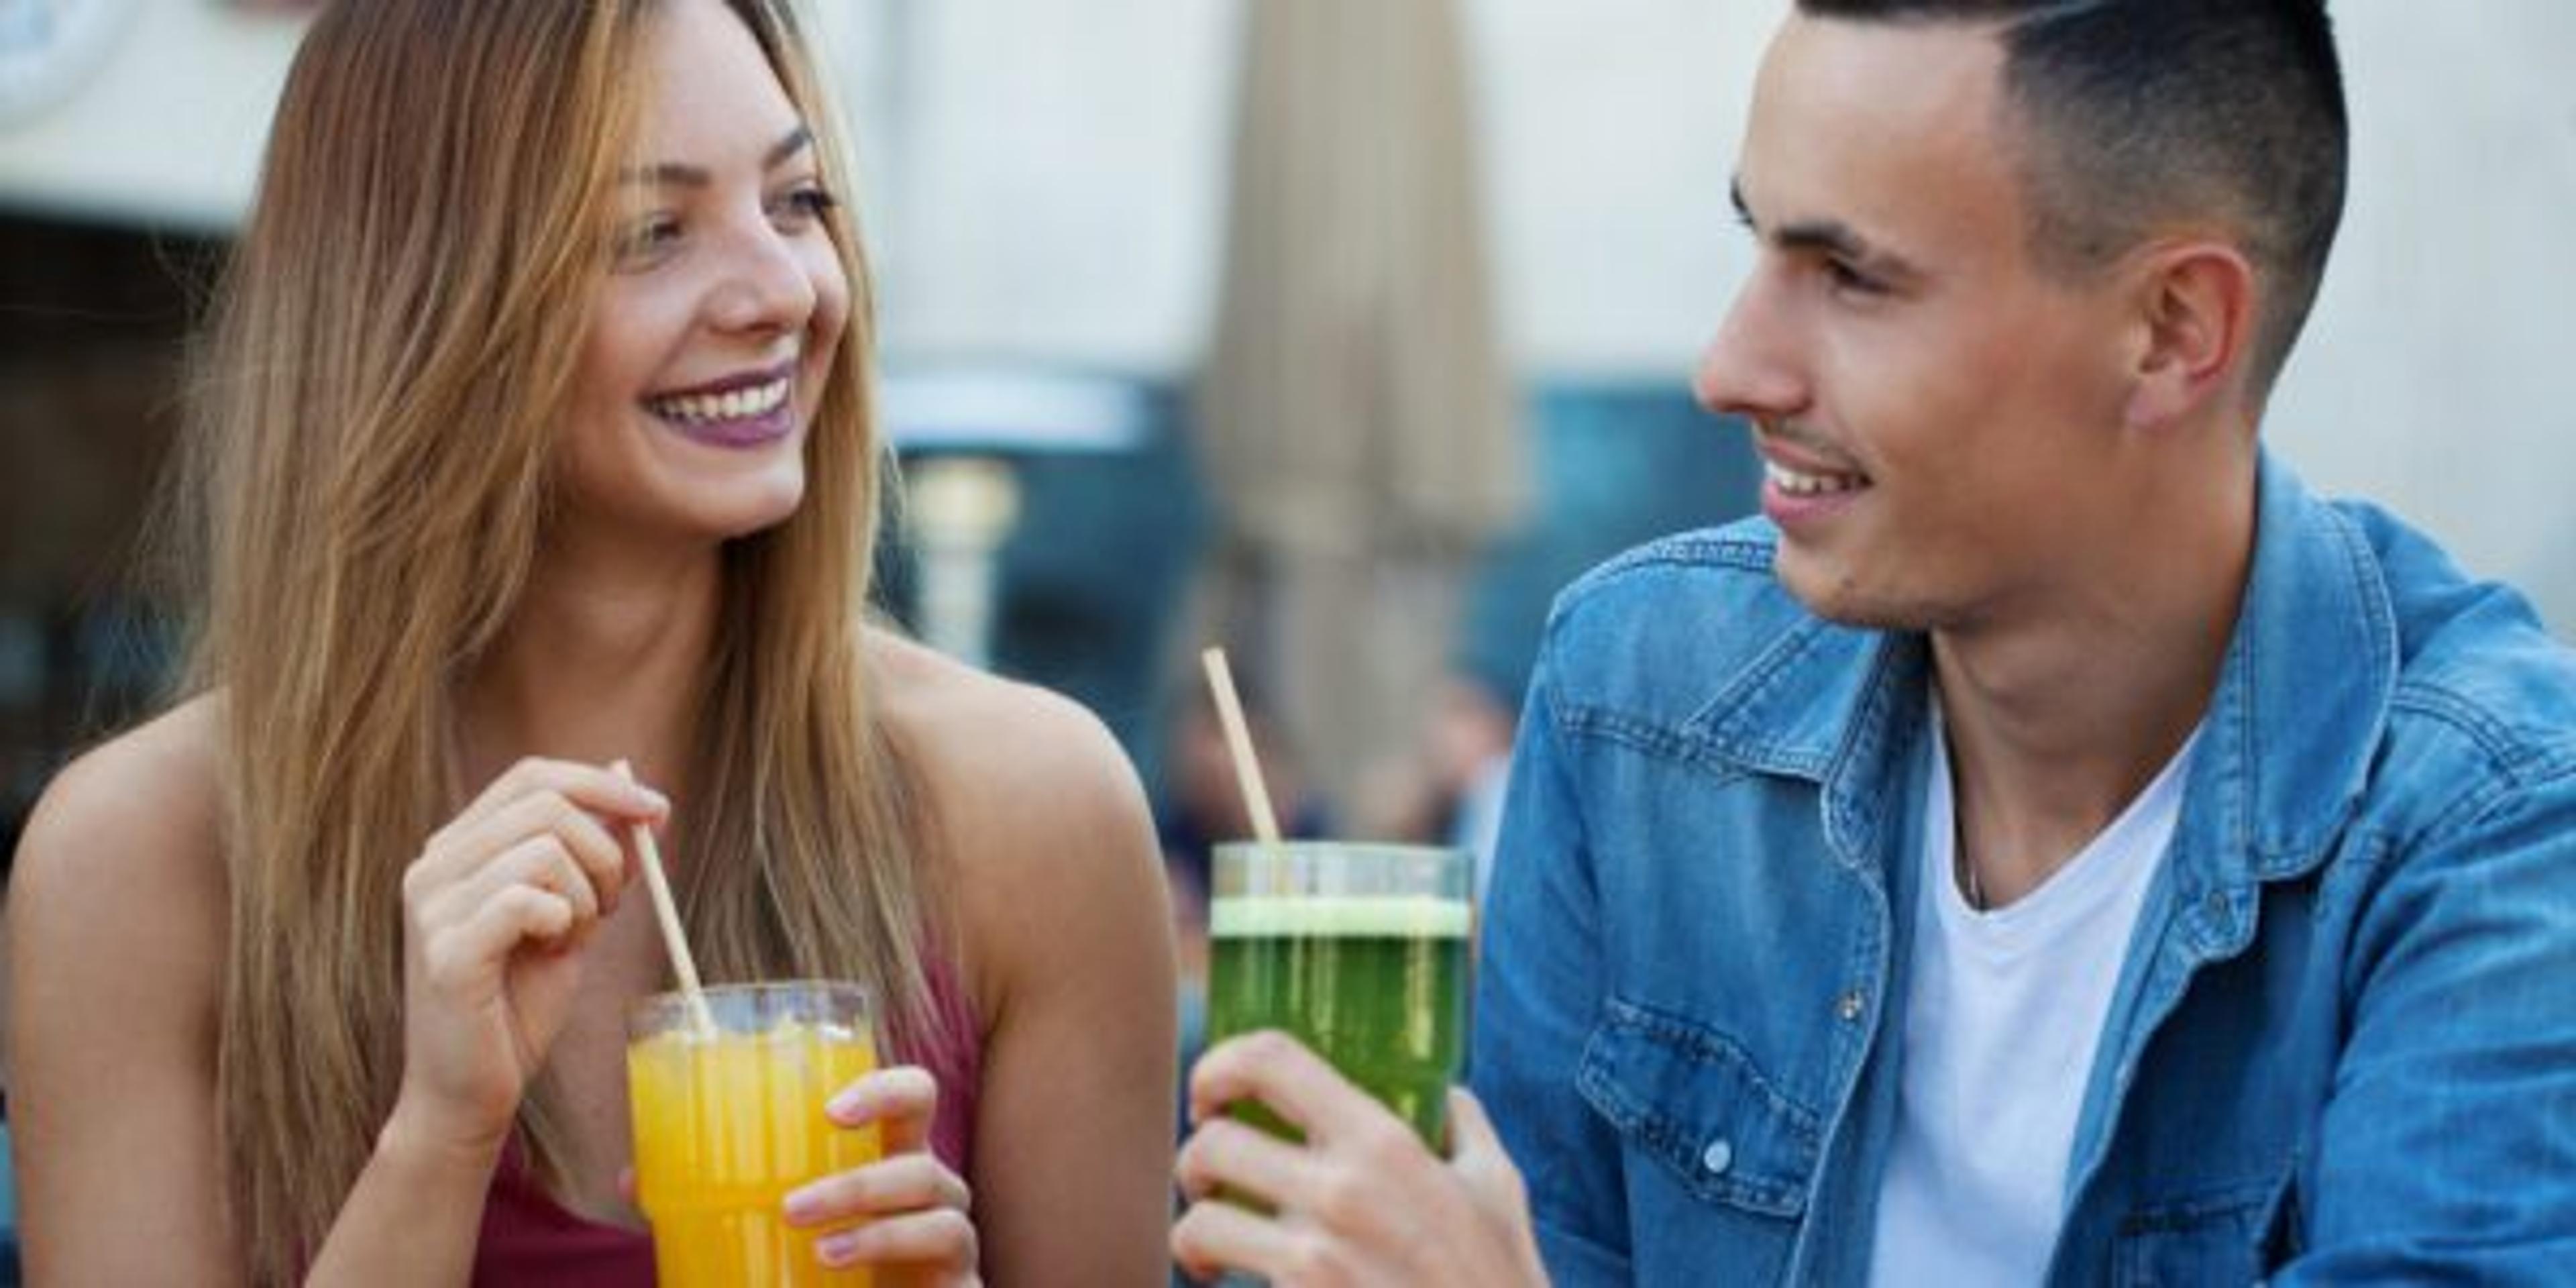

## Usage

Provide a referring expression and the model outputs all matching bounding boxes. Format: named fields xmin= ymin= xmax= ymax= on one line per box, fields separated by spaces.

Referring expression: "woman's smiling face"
xmin=557 ymin=0 xmax=851 ymax=549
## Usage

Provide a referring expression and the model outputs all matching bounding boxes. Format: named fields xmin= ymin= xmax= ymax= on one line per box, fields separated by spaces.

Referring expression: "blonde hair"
xmin=175 ymin=1 xmax=937 ymax=1279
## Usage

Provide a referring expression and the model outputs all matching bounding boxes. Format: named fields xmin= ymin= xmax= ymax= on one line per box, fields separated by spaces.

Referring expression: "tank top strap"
xmin=902 ymin=945 xmax=983 ymax=1174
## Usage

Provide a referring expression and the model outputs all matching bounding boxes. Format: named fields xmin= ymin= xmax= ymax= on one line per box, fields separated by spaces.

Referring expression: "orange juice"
xmin=628 ymin=983 xmax=881 ymax=1287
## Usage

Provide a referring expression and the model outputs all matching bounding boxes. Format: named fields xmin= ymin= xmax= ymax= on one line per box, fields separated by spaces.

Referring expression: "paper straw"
xmin=1199 ymin=647 xmax=1285 ymax=845
xmin=612 ymin=759 xmax=716 ymax=1038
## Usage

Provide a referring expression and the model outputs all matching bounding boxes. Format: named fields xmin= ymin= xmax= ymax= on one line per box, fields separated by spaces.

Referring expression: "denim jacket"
xmin=1470 ymin=455 xmax=2576 ymax=1285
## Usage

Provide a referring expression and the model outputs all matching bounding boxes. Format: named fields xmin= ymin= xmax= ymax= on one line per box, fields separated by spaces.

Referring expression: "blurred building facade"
xmin=2 ymin=0 xmax=2571 ymax=855
xmin=863 ymin=0 xmax=2576 ymax=637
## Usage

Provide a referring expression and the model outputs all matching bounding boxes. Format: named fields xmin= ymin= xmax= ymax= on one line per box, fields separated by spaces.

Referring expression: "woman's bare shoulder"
xmin=866 ymin=631 xmax=1163 ymax=930
xmin=8 ymin=698 xmax=239 ymax=1281
xmin=16 ymin=695 xmax=225 ymax=875
xmin=869 ymin=631 xmax=1147 ymax=833
xmin=9 ymin=695 xmax=229 ymax=982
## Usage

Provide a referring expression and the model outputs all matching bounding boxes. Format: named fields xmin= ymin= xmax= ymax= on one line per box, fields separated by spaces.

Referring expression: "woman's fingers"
xmin=421 ymin=885 xmax=576 ymax=992
xmin=781 ymin=1122 xmax=979 ymax=1279
xmin=492 ymin=789 xmax=630 ymax=916
xmin=826 ymin=1065 xmax=941 ymax=1156
xmin=419 ymin=786 xmax=635 ymax=909
xmin=466 ymin=755 xmax=670 ymax=826
xmin=402 ymin=759 xmax=668 ymax=969
xmin=783 ymin=1151 xmax=970 ymax=1228
xmin=419 ymin=835 xmax=600 ymax=938
xmin=812 ymin=1205 xmax=979 ymax=1275
xmin=434 ymin=759 xmax=667 ymax=861
xmin=387 ymin=758 xmax=669 ymax=1154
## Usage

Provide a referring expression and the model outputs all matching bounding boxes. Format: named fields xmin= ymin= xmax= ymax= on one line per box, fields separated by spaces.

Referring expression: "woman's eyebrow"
xmin=620 ymin=124 xmax=815 ymax=187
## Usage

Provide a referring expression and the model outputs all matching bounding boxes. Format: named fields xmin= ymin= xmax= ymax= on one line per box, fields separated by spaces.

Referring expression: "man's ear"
xmin=2123 ymin=239 xmax=2257 ymax=431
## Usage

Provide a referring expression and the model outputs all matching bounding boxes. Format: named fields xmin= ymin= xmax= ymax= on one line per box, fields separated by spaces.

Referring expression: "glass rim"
xmin=1210 ymin=839 xmax=1473 ymax=906
xmin=1211 ymin=840 xmax=1470 ymax=861
xmin=625 ymin=978 xmax=874 ymax=1039
xmin=631 ymin=978 xmax=871 ymax=1006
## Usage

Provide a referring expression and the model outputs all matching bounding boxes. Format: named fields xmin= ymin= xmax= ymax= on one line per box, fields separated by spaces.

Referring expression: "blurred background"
xmin=0 ymin=1 xmax=2571 ymax=1258
xmin=8 ymin=0 xmax=2569 ymax=855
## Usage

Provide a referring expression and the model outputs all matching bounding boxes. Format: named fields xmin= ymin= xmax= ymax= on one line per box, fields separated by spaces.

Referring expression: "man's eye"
xmin=1825 ymin=258 xmax=1886 ymax=297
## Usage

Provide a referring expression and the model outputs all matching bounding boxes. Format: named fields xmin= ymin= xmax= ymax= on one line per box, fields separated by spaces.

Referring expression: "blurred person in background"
xmin=1171 ymin=1 xmax=2576 ymax=1283
xmin=3 ymin=0 xmax=1174 ymax=1283
xmin=1157 ymin=680 xmax=1335 ymax=934
xmin=1352 ymin=671 xmax=1518 ymax=910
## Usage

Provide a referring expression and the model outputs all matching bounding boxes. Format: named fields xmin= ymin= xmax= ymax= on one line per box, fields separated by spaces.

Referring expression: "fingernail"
xmin=814 ymin=1229 xmax=864 ymax=1266
xmin=782 ymin=1187 xmax=824 ymax=1224
xmin=827 ymin=1087 xmax=866 ymax=1120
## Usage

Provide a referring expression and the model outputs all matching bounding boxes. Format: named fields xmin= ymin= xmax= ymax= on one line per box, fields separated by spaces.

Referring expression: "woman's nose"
xmin=704 ymin=218 xmax=818 ymax=338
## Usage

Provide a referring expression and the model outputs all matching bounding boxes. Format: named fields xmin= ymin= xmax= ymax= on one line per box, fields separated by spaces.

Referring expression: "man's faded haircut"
xmin=1797 ymin=0 xmax=2348 ymax=391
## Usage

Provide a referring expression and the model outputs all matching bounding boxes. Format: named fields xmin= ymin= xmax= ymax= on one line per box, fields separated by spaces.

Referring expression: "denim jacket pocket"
xmin=2112 ymin=1171 xmax=2293 ymax=1288
xmin=1576 ymin=996 xmax=1823 ymax=1218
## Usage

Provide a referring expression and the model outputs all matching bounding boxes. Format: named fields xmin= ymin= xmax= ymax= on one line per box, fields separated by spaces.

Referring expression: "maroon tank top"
xmin=468 ymin=961 xmax=983 ymax=1286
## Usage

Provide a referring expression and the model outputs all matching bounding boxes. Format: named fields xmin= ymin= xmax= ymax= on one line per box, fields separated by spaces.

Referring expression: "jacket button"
xmin=1837 ymin=989 xmax=1867 ymax=1022
xmin=1702 ymin=1138 xmax=1734 ymax=1175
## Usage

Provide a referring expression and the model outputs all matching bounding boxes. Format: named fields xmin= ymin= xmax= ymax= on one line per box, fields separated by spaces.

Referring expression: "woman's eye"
xmin=772 ymin=184 xmax=841 ymax=225
xmin=614 ymin=215 xmax=684 ymax=266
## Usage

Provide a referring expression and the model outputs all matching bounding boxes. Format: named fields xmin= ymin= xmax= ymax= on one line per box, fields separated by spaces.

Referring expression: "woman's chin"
xmin=711 ymin=490 xmax=805 ymax=541
xmin=689 ymin=463 xmax=806 ymax=533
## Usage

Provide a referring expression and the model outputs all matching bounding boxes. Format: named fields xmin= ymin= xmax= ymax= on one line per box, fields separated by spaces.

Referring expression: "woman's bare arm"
xmin=7 ymin=705 xmax=659 ymax=1286
xmin=896 ymin=649 xmax=1179 ymax=1286
xmin=7 ymin=703 xmax=244 ymax=1283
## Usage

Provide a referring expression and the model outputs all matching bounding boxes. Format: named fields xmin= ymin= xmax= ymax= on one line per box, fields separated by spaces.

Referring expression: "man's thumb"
xmin=1447 ymin=1088 xmax=1516 ymax=1184
xmin=1447 ymin=1087 xmax=1550 ymax=1282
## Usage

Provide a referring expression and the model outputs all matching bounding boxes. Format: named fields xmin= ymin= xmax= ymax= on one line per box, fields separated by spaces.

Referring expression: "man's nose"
xmin=1692 ymin=268 xmax=1806 ymax=423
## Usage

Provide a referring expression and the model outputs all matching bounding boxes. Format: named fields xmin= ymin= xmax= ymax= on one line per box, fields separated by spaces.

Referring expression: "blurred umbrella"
xmin=1199 ymin=0 xmax=1524 ymax=816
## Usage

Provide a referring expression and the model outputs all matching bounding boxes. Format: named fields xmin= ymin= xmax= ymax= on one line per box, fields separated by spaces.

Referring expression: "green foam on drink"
xmin=1209 ymin=895 xmax=1471 ymax=940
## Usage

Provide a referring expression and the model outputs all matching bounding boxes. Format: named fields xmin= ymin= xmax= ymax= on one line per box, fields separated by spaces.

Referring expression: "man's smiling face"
xmin=1695 ymin=13 xmax=2147 ymax=634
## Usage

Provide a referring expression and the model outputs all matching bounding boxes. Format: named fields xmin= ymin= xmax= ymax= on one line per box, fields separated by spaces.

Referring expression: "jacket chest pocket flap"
xmin=1576 ymin=996 xmax=1823 ymax=1219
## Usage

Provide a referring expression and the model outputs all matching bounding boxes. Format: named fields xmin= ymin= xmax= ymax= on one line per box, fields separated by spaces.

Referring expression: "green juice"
xmin=1205 ymin=895 xmax=1472 ymax=1146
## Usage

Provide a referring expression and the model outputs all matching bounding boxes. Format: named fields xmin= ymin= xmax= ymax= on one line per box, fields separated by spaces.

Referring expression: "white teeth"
xmin=648 ymin=376 xmax=791 ymax=425
xmin=1765 ymin=460 xmax=1867 ymax=496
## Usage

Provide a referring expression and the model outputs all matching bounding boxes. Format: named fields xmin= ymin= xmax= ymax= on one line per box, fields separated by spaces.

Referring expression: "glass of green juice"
xmin=1205 ymin=841 xmax=1474 ymax=1147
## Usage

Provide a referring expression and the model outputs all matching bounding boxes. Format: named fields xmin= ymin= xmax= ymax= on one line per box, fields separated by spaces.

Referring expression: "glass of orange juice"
xmin=627 ymin=981 xmax=882 ymax=1287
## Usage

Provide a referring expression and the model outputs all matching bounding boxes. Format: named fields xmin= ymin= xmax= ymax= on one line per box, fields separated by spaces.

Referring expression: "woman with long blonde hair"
xmin=5 ymin=0 xmax=1177 ymax=1282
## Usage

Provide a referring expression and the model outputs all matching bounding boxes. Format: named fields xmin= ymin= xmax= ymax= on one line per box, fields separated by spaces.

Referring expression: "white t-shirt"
xmin=1866 ymin=707 xmax=2200 ymax=1286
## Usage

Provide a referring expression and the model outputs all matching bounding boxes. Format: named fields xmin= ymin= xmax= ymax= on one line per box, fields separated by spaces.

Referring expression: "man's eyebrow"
xmin=621 ymin=125 xmax=816 ymax=187
xmin=1731 ymin=175 xmax=1921 ymax=280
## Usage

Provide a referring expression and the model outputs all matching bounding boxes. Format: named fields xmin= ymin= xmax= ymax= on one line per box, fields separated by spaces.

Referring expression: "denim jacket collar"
xmin=1678 ymin=614 xmax=1929 ymax=871
xmin=1666 ymin=453 xmax=2397 ymax=904
xmin=2203 ymin=452 xmax=2400 ymax=879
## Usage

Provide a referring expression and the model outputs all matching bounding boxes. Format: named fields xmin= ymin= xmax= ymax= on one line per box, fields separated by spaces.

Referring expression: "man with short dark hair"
xmin=1169 ymin=3 xmax=2576 ymax=1283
